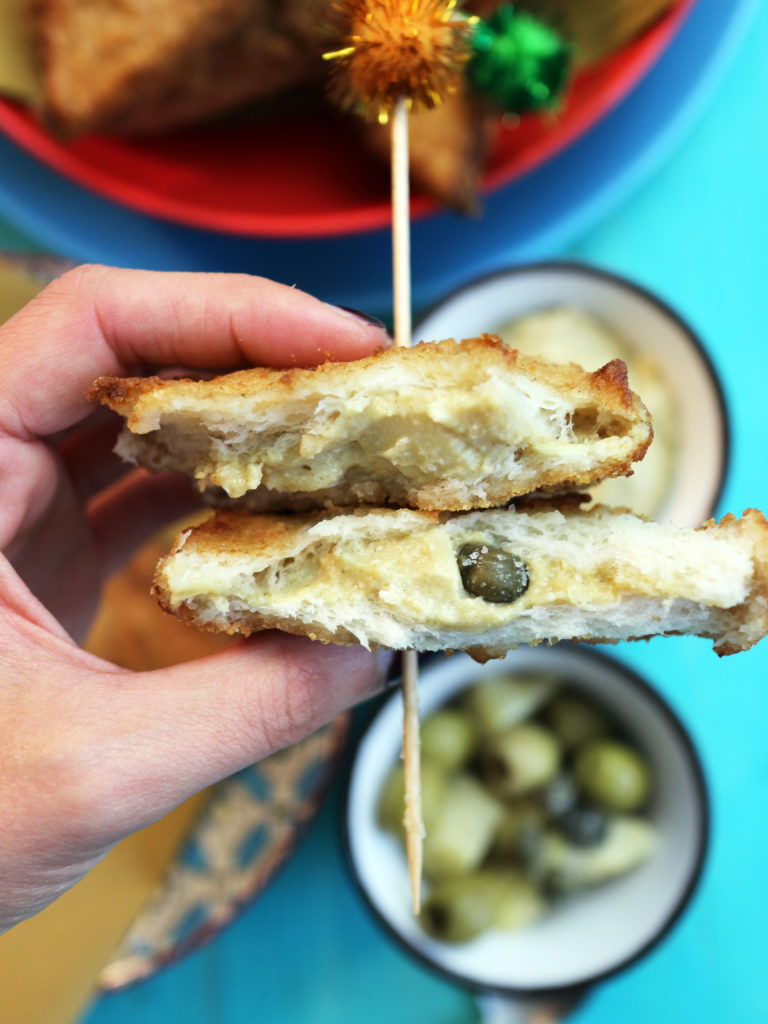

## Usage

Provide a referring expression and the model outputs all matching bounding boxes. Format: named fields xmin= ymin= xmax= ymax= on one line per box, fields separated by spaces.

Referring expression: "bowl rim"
xmin=342 ymin=645 xmax=710 ymax=999
xmin=415 ymin=258 xmax=731 ymax=523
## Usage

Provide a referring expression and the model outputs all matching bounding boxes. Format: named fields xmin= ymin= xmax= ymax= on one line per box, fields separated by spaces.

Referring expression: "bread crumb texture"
xmin=90 ymin=336 xmax=652 ymax=512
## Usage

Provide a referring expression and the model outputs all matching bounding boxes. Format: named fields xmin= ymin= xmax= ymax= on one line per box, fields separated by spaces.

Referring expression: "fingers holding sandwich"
xmin=0 ymin=264 xmax=391 ymax=441
xmin=0 ymin=609 xmax=392 ymax=930
xmin=0 ymin=266 xmax=390 ymax=635
xmin=92 ymin=635 xmax=393 ymax=822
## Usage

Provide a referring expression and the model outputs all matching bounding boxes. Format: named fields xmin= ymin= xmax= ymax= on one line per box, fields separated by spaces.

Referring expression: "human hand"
xmin=0 ymin=265 xmax=393 ymax=931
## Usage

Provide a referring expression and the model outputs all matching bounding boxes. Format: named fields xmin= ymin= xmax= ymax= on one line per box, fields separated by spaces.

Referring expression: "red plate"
xmin=0 ymin=1 xmax=693 ymax=238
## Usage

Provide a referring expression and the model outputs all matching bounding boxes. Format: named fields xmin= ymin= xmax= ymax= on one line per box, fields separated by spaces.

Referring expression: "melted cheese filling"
xmin=140 ymin=376 xmax=636 ymax=499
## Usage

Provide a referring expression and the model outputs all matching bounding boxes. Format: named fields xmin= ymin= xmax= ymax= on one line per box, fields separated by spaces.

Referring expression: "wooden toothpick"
xmin=324 ymin=0 xmax=473 ymax=916
xmin=391 ymin=96 xmax=424 ymax=913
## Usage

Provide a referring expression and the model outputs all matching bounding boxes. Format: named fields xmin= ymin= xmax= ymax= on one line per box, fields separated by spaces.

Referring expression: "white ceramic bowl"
xmin=415 ymin=262 xmax=728 ymax=527
xmin=345 ymin=647 xmax=708 ymax=999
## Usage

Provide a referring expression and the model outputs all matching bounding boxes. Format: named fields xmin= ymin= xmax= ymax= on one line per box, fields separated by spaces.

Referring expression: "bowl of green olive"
xmin=344 ymin=646 xmax=708 ymax=999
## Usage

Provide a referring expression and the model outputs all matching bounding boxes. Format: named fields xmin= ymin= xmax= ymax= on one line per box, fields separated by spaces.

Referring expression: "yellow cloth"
xmin=0 ymin=0 xmax=43 ymax=103
xmin=0 ymin=258 xmax=44 ymax=322
xmin=0 ymin=794 xmax=209 ymax=1024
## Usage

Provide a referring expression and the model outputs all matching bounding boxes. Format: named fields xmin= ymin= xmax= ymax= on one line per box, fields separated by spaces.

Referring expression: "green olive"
xmin=377 ymin=758 xmax=447 ymax=835
xmin=377 ymin=761 xmax=405 ymax=834
xmin=532 ymin=818 xmax=657 ymax=894
xmin=457 ymin=543 xmax=529 ymax=603
xmin=422 ymin=774 xmax=502 ymax=879
xmin=420 ymin=709 xmax=478 ymax=771
xmin=462 ymin=673 xmax=556 ymax=734
xmin=573 ymin=739 xmax=652 ymax=812
xmin=481 ymin=722 xmax=562 ymax=798
xmin=421 ymin=874 xmax=498 ymax=943
xmin=489 ymin=800 xmax=546 ymax=862
xmin=544 ymin=691 xmax=609 ymax=749
xmin=422 ymin=871 xmax=547 ymax=943
xmin=492 ymin=871 xmax=548 ymax=932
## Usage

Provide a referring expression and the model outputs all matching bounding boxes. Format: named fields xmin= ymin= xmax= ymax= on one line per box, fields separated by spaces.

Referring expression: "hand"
xmin=0 ymin=265 xmax=393 ymax=932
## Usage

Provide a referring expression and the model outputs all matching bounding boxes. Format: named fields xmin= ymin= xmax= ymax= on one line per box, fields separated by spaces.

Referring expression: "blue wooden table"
xmin=1 ymin=2 xmax=767 ymax=1021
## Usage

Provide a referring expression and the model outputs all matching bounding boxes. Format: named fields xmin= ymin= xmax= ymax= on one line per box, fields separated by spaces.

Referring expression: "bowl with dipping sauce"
xmin=344 ymin=646 xmax=708 ymax=1013
xmin=415 ymin=262 xmax=729 ymax=527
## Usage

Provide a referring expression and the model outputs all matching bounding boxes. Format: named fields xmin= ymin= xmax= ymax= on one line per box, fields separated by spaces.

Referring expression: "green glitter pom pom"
xmin=468 ymin=5 xmax=571 ymax=114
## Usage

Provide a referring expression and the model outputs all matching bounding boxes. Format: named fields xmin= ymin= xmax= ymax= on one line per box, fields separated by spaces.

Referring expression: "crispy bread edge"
xmin=89 ymin=335 xmax=646 ymax=419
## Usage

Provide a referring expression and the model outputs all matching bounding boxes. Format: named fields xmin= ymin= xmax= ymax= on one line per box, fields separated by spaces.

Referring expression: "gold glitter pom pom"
xmin=324 ymin=0 xmax=473 ymax=123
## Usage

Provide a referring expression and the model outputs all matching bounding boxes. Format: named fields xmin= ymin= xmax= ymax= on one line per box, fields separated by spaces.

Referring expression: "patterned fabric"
xmin=99 ymin=715 xmax=349 ymax=991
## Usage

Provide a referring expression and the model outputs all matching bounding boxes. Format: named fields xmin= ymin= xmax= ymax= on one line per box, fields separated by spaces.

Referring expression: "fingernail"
xmin=330 ymin=305 xmax=389 ymax=331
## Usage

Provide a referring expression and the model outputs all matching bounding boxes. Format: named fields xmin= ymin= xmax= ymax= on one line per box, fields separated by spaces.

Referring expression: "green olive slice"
xmin=457 ymin=542 xmax=529 ymax=603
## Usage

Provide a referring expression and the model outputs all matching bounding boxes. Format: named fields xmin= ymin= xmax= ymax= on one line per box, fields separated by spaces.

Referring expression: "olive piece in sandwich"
xmin=457 ymin=543 xmax=529 ymax=603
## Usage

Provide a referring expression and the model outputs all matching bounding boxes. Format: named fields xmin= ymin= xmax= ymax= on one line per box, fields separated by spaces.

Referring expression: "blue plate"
xmin=0 ymin=0 xmax=755 ymax=316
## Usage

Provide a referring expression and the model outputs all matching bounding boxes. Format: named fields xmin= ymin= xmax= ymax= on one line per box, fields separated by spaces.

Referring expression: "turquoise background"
xmin=1 ymin=1 xmax=766 ymax=1021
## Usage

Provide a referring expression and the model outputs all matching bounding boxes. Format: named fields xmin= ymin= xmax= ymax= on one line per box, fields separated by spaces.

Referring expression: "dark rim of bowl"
xmin=414 ymin=259 xmax=730 ymax=520
xmin=341 ymin=645 xmax=710 ymax=1001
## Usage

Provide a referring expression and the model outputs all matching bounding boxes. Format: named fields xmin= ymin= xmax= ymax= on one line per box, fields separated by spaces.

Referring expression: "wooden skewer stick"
xmin=401 ymin=649 xmax=423 ymax=914
xmin=322 ymin=1 xmax=473 ymax=917
xmin=390 ymin=95 xmax=424 ymax=914
xmin=391 ymin=97 xmax=412 ymax=351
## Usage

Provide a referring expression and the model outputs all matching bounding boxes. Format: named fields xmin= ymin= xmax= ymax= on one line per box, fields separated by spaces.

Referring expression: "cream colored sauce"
xmin=191 ymin=376 xmax=611 ymax=499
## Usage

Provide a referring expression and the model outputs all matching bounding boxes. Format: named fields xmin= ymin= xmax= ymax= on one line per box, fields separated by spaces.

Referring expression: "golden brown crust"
xmin=589 ymin=358 xmax=633 ymax=410
xmin=708 ymin=508 xmax=768 ymax=655
xmin=153 ymin=592 xmax=363 ymax=648
xmin=90 ymin=333 xmax=643 ymax=420
xmin=152 ymin=510 xmax=370 ymax=646
xmin=156 ymin=506 xmax=443 ymax=561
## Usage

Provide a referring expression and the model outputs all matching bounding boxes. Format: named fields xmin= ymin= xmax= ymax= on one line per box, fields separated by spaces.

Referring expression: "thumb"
xmin=79 ymin=635 xmax=394 ymax=840
xmin=0 ymin=610 xmax=394 ymax=930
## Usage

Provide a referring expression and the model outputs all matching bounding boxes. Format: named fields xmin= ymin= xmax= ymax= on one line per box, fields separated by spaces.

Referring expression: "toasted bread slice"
xmin=31 ymin=0 xmax=322 ymax=136
xmin=152 ymin=504 xmax=768 ymax=661
xmin=90 ymin=336 xmax=652 ymax=512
